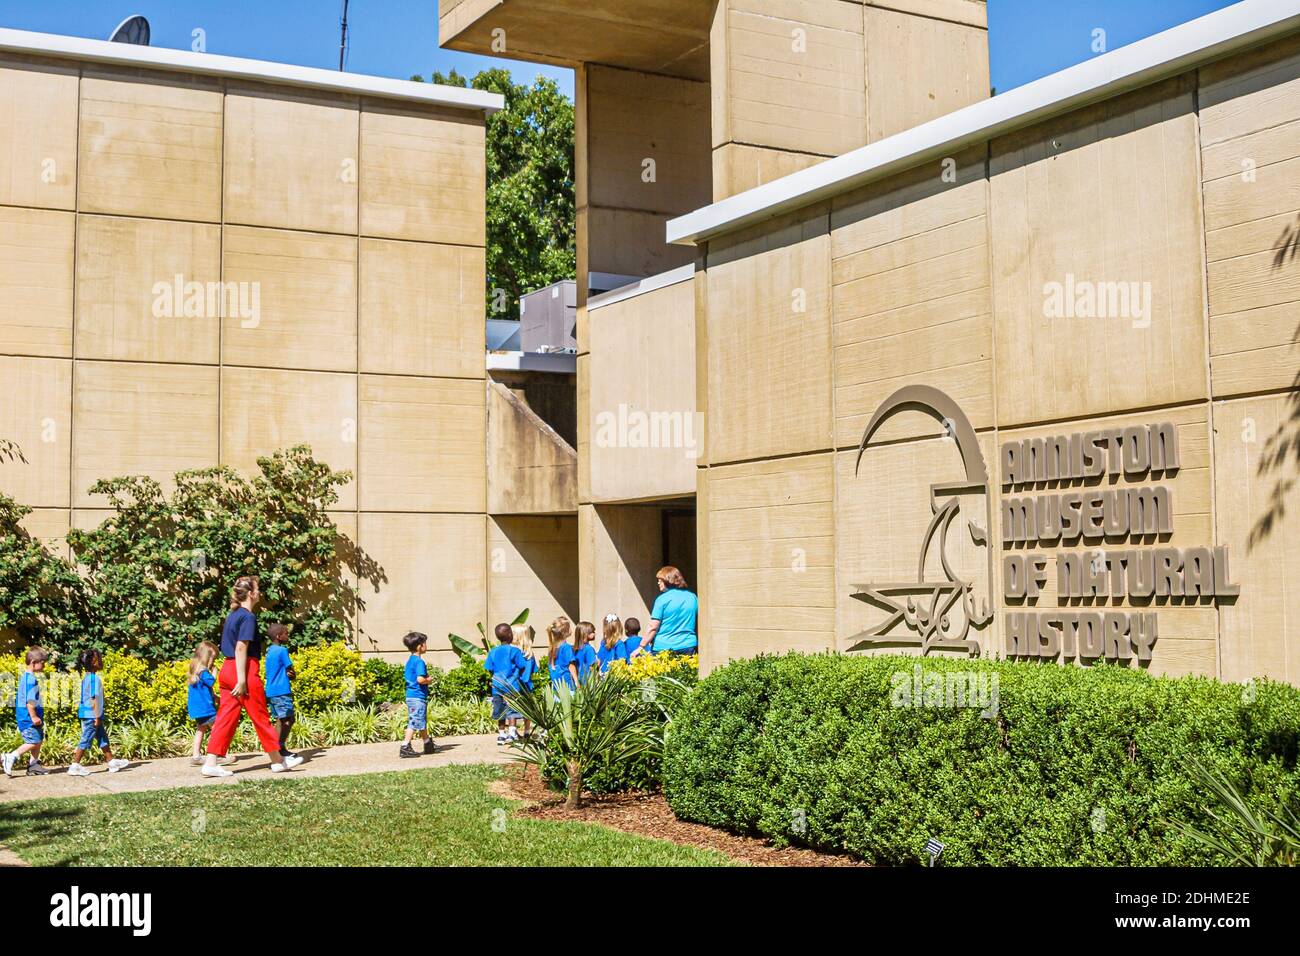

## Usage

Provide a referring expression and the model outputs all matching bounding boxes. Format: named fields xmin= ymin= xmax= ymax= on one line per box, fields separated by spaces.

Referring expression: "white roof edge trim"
xmin=0 ymin=27 xmax=504 ymax=114
xmin=667 ymin=0 xmax=1300 ymax=245
xmin=587 ymin=263 xmax=695 ymax=311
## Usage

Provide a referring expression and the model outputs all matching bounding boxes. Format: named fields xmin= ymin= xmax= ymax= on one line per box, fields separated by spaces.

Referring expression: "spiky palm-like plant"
xmin=505 ymin=671 xmax=659 ymax=809
xmin=1170 ymin=759 xmax=1300 ymax=866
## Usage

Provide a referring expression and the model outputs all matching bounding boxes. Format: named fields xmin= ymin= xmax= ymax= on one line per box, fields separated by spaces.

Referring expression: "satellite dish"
xmin=108 ymin=15 xmax=151 ymax=45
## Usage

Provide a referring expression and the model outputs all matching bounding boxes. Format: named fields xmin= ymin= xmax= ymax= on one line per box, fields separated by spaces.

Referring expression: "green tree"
xmin=0 ymin=491 xmax=85 ymax=651
xmin=66 ymin=446 xmax=383 ymax=662
xmin=411 ymin=68 xmax=575 ymax=321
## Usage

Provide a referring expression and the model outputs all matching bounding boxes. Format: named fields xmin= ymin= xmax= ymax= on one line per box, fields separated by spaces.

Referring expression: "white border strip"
xmin=0 ymin=27 xmax=504 ymax=113
xmin=587 ymin=263 xmax=695 ymax=311
xmin=667 ymin=0 xmax=1300 ymax=245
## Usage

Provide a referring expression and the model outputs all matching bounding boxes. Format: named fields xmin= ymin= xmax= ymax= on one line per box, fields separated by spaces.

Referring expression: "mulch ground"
xmin=498 ymin=765 xmax=866 ymax=867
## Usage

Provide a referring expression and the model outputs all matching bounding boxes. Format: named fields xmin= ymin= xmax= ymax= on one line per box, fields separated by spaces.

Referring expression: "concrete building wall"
xmin=695 ymin=32 xmax=1300 ymax=684
xmin=0 ymin=51 xmax=492 ymax=664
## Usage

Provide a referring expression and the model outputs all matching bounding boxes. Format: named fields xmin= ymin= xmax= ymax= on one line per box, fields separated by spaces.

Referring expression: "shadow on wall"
xmin=1247 ymin=212 xmax=1300 ymax=551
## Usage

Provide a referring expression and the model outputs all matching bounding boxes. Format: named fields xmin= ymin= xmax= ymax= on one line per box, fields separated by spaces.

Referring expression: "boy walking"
xmin=400 ymin=632 xmax=436 ymax=758
xmin=3 ymin=647 xmax=50 ymax=776
xmin=483 ymin=624 xmax=527 ymax=744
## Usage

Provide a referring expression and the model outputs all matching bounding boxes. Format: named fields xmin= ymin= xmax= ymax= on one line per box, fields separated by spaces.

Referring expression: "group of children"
xmin=2 ymin=622 xmax=304 ymax=779
xmin=4 ymin=610 xmax=656 ymax=777
xmin=475 ymin=613 xmax=648 ymax=746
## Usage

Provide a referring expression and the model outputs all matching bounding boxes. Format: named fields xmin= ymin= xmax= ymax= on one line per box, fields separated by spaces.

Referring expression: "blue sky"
xmin=0 ymin=0 xmax=1241 ymax=98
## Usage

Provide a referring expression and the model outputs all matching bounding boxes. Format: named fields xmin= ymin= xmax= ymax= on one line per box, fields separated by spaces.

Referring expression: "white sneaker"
xmin=2 ymin=752 xmax=14 ymax=777
xmin=107 ymin=759 xmax=128 ymax=773
xmin=507 ymin=728 xmax=519 ymax=741
xmin=282 ymin=753 xmax=304 ymax=769
xmin=201 ymin=764 xmax=234 ymax=778
xmin=67 ymin=763 xmax=91 ymax=777
xmin=270 ymin=762 xmax=288 ymax=773
xmin=496 ymin=733 xmax=508 ymax=746
xmin=191 ymin=756 xmax=204 ymax=765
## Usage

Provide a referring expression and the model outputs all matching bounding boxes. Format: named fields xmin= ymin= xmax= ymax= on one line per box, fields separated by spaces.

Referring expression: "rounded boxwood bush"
xmin=663 ymin=653 xmax=1300 ymax=865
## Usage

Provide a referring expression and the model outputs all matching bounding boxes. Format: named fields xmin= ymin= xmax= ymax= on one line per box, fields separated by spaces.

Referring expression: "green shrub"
xmin=427 ymin=698 xmax=494 ymax=736
xmin=0 ymin=491 xmax=86 ymax=648
xmin=291 ymin=642 xmax=378 ymax=712
xmin=363 ymin=657 xmax=406 ymax=704
xmin=664 ymin=654 xmax=1300 ymax=866
xmin=439 ymin=655 xmax=491 ymax=702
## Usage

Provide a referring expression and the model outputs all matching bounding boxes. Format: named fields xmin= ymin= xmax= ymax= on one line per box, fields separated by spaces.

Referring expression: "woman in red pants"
xmin=200 ymin=575 xmax=304 ymax=778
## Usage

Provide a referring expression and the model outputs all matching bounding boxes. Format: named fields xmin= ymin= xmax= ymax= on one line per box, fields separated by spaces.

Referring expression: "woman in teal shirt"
xmin=645 ymin=565 xmax=698 ymax=655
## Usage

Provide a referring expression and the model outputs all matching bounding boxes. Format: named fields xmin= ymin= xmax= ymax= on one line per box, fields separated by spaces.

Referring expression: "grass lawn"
xmin=0 ymin=764 xmax=735 ymax=867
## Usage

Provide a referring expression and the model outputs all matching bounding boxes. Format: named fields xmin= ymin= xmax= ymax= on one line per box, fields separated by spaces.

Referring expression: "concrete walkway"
xmin=0 ymin=734 xmax=514 ymax=806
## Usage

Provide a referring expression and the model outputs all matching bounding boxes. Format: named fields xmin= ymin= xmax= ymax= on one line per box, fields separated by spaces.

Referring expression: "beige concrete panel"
xmin=73 ymin=361 xmax=218 ymax=507
xmin=711 ymin=142 xmax=826 ymax=201
xmin=586 ymin=206 xmax=698 ymax=279
xmin=863 ymin=5 xmax=989 ymax=142
xmin=78 ymin=71 xmax=222 ymax=221
xmin=221 ymin=226 xmax=357 ymax=372
xmin=863 ymin=0 xmax=987 ymax=28
xmin=0 ymin=58 xmax=77 ymax=209
xmin=588 ymin=279 xmax=698 ymax=502
xmin=1199 ymin=36 xmax=1300 ymax=399
xmin=989 ymin=77 xmax=1207 ymax=427
xmin=0 ymin=207 xmax=73 ymax=357
xmin=705 ymin=203 xmax=833 ymax=464
xmin=224 ymin=86 xmax=359 ymax=234
xmin=487 ymin=515 xmax=579 ymax=631
xmin=578 ymin=503 xmax=663 ymax=625
xmin=831 ymin=152 xmax=990 ymax=446
xmin=359 ymin=374 xmax=485 ymax=513
xmin=75 ymin=215 xmax=221 ymax=364
xmin=577 ymin=352 xmax=591 ymax=503
xmin=487 ymin=380 xmax=577 ymax=515
xmin=20 ymin=508 xmax=70 ymax=561
xmin=1214 ymin=393 xmax=1300 ymax=684
xmin=718 ymin=0 xmax=866 ymax=156
xmin=220 ymin=367 xmax=358 ymax=510
xmin=356 ymin=512 xmax=487 ymax=656
xmin=585 ymin=65 xmax=711 ymax=216
xmin=994 ymin=405 xmax=1219 ymax=675
xmin=358 ymin=238 xmax=485 ymax=378
xmin=836 ymin=433 xmax=999 ymax=657
xmin=702 ymin=453 xmax=835 ymax=672
xmin=360 ymin=101 xmax=485 ymax=245
xmin=0 ymin=356 xmax=71 ymax=508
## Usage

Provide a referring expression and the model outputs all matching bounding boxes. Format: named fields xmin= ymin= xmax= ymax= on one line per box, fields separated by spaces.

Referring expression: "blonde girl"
xmin=596 ymin=614 xmax=628 ymax=672
xmin=514 ymin=624 xmax=538 ymax=737
xmin=547 ymin=616 xmax=578 ymax=691
xmin=186 ymin=640 xmax=219 ymax=763
xmin=573 ymin=621 xmax=598 ymax=684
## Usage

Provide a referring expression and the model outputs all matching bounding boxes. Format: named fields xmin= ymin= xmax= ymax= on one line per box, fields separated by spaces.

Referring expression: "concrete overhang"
xmin=439 ymin=0 xmax=710 ymax=80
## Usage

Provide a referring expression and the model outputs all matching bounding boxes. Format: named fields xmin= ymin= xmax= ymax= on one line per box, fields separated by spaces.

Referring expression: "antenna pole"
xmin=338 ymin=0 xmax=350 ymax=71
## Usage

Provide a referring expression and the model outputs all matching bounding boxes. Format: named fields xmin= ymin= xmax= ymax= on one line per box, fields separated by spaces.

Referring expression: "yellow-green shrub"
xmin=608 ymin=653 xmax=698 ymax=683
xmin=101 ymin=650 xmax=149 ymax=724
xmin=290 ymin=642 xmax=377 ymax=713
xmin=137 ymin=659 xmax=192 ymax=725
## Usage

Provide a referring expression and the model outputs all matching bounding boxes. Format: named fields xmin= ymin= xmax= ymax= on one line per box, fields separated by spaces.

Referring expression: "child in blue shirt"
xmin=483 ymin=623 xmax=528 ymax=745
xmin=596 ymin=614 xmax=630 ymax=672
xmin=263 ymin=623 xmax=298 ymax=762
xmin=623 ymin=617 xmax=645 ymax=659
xmin=514 ymin=624 xmax=538 ymax=739
xmin=186 ymin=640 xmax=220 ymax=764
xmin=574 ymin=621 xmax=598 ymax=684
xmin=400 ymin=632 xmax=435 ymax=758
xmin=67 ymin=649 xmax=128 ymax=776
xmin=3 ymin=646 xmax=50 ymax=777
xmin=547 ymin=617 xmax=577 ymax=692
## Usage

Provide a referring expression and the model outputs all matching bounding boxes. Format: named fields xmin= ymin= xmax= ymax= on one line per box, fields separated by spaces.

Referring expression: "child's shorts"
xmin=191 ymin=713 xmax=216 ymax=728
xmin=77 ymin=718 xmax=110 ymax=751
xmin=19 ymin=725 xmax=43 ymax=745
xmin=406 ymin=697 xmax=428 ymax=731
xmin=491 ymin=694 xmax=521 ymax=721
xmin=267 ymin=694 xmax=295 ymax=720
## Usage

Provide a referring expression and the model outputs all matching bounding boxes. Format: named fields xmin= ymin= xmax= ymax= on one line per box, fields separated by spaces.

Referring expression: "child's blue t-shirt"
xmin=77 ymin=672 xmax=104 ymax=719
xmin=519 ymin=654 xmax=538 ymax=688
xmin=264 ymin=644 xmax=294 ymax=697
xmin=575 ymin=643 xmax=598 ymax=683
xmin=549 ymin=642 xmax=576 ymax=690
xmin=483 ymin=644 xmax=527 ymax=695
xmin=623 ymin=635 xmax=643 ymax=657
xmin=16 ymin=671 xmax=42 ymax=730
xmin=188 ymin=670 xmax=217 ymax=720
xmin=405 ymin=655 xmax=428 ymax=699
xmin=595 ymin=640 xmax=628 ymax=672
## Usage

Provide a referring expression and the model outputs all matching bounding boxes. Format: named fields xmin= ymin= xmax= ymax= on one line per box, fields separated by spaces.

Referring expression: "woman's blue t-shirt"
xmin=188 ymin=670 xmax=217 ymax=720
xmin=650 ymin=588 xmax=699 ymax=652
xmin=596 ymin=640 xmax=628 ymax=672
xmin=549 ymin=642 xmax=576 ymax=690
xmin=221 ymin=607 xmax=261 ymax=659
